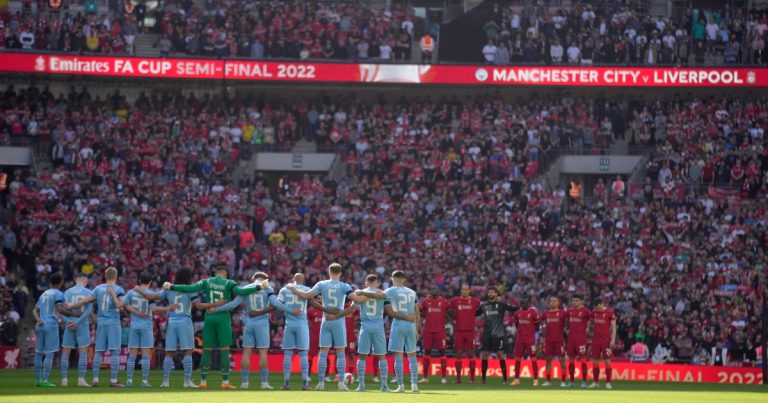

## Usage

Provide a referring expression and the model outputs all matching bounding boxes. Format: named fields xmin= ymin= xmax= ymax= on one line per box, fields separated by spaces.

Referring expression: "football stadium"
xmin=0 ymin=0 xmax=767 ymax=402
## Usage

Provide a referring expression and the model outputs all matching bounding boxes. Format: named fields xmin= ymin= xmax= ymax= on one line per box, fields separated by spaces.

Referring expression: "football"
xmin=343 ymin=373 xmax=355 ymax=385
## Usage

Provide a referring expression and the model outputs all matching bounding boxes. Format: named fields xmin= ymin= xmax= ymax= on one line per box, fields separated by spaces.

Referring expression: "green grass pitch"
xmin=0 ymin=369 xmax=765 ymax=403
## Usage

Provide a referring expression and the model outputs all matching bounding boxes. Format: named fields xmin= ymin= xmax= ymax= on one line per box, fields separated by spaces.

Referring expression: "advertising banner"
xmin=230 ymin=353 xmax=764 ymax=384
xmin=2 ymin=53 xmax=767 ymax=87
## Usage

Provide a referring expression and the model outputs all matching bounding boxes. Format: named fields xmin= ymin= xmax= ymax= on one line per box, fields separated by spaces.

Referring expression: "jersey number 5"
xmin=326 ymin=292 xmax=338 ymax=308
xmin=173 ymin=295 xmax=185 ymax=314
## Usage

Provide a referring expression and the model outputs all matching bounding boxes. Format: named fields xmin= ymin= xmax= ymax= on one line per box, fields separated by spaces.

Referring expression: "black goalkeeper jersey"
xmin=477 ymin=300 xmax=514 ymax=338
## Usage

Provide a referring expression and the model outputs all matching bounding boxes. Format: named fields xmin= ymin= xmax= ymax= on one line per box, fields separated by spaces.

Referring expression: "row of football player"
xmin=32 ymin=263 xmax=617 ymax=391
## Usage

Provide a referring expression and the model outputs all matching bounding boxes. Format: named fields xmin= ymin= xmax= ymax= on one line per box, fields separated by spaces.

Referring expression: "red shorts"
xmin=453 ymin=330 xmax=475 ymax=351
xmin=423 ymin=331 xmax=446 ymax=351
xmin=346 ymin=336 xmax=357 ymax=355
xmin=309 ymin=332 xmax=320 ymax=356
xmin=544 ymin=340 xmax=565 ymax=357
xmin=566 ymin=338 xmax=588 ymax=359
xmin=590 ymin=341 xmax=613 ymax=360
xmin=513 ymin=339 xmax=536 ymax=358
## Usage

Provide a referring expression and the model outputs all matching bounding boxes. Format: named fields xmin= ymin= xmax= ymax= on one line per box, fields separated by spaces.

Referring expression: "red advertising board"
xmin=1 ymin=52 xmax=767 ymax=87
xmin=0 ymin=346 xmax=21 ymax=369
xmin=231 ymin=353 xmax=764 ymax=384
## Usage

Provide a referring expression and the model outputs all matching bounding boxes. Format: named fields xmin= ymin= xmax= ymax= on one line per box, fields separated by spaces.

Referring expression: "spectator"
xmin=494 ymin=44 xmax=509 ymax=66
xmin=549 ymin=38 xmax=563 ymax=64
xmin=566 ymin=43 xmax=580 ymax=64
xmin=710 ymin=341 xmax=729 ymax=366
xmin=482 ymin=39 xmax=497 ymax=64
xmin=630 ymin=335 xmax=650 ymax=362
xmin=356 ymin=38 xmax=369 ymax=61
xmin=706 ymin=18 xmax=719 ymax=55
xmin=419 ymin=33 xmax=434 ymax=64
xmin=483 ymin=19 xmax=500 ymax=41
xmin=379 ymin=39 xmax=393 ymax=61
xmin=675 ymin=334 xmax=694 ymax=363
xmin=19 ymin=28 xmax=34 ymax=50
xmin=395 ymin=31 xmax=411 ymax=61
xmin=159 ymin=34 xmax=172 ymax=57
xmin=652 ymin=340 xmax=672 ymax=364
xmin=723 ymin=39 xmax=740 ymax=64
xmin=694 ymin=41 xmax=706 ymax=64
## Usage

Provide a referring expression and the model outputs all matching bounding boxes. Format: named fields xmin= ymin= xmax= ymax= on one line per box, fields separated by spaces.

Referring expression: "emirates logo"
xmin=34 ymin=56 xmax=46 ymax=72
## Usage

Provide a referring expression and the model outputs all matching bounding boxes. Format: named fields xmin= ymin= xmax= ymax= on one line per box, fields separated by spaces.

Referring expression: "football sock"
xmin=317 ymin=351 xmax=328 ymax=381
xmin=92 ymin=353 xmax=101 ymax=381
xmin=500 ymin=359 xmax=508 ymax=382
xmin=42 ymin=353 xmax=54 ymax=382
xmin=109 ymin=351 xmax=119 ymax=382
xmin=34 ymin=352 xmax=43 ymax=382
xmin=336 ymin=353 xmax=346 ymax=381
xmin=60 ymin=351 xmax=70 ymax=381
xmin=394 ymin=355 xmax=404 ymax=386
xmin=357 ymin=358 xmax=366 ymax=388
xmin=163 ymin=356 xmax=173 ymax=383
xmin=200 ymin=350 xmax=210 ymax=381
xmin=283 ymin=351 xmax=294 ymax=382
xmin=183 ymin=355 xmax=193 ymax=384
xmin=378 ymin=359 xmax=388 ymax=387
xmin=220 ymin=350 xmax=230 ymax=382
xmin=141 ymin=355 xmax=150 ymax=383
xmin=409 ymin=356 xmax=418 ymax=385
xmin=78 ymin=351 xmax=88 ymax=379
xmin=126 ymin=355 xmax=136 ymax=383
xmin=299 ymin=351 xmax=309 ymax=382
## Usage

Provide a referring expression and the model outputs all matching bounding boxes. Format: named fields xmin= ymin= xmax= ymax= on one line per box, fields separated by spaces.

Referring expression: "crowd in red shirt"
xmin=1 ymin=83 xmax=767 ymax=367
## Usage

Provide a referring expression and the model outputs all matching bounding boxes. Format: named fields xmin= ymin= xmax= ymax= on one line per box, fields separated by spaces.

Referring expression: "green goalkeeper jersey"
xmin=171 ymin=276 xmax=261 ymax=317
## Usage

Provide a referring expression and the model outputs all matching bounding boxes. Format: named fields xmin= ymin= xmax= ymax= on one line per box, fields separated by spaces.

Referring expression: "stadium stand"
xmin=1 ymin=0 xmax=766 ymax=65
xmin=1 ymin=82 xmax=766 ymax=365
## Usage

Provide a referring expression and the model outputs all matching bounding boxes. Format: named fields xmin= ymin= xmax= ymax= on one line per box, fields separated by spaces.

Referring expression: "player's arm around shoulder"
xmin=212 ymin=295 xmax=245 ymax=313
xmin=170 ymin=279 xmax=206 ymax=293
xmin=134 ymin=286 xmax=162 ymax=301
xmin=65 ymin=291 xmax=96 ymax=310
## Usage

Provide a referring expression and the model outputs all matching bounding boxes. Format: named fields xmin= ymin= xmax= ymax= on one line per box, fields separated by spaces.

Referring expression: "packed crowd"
xmin=0 ymin=0 xmax=419 ymax=60
xmin=156 ymin=0 xmax=417 ymax=60
xmin=1 ymin=84 xmax=767 ymax=365
xmin=481 ymin=1 xmax=768 ymax=65
xmin=0 ymin=1 xmax=140 ymax=54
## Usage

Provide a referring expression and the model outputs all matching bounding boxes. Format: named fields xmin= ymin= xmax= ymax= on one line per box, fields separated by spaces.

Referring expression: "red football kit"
xmin=566 ymin=306 xmax=591 ymax=358
xmin=345 ymin=302 xmax=358 ymax=348
xmin=450 ymin=296 xmax=481 ymax=351
xmin=420 ymin=296 xmax=450 ymax=350
xmin=308 ymin=306 xmax=323 ymax=357
xmin=541 ymin=309 xmax=567 ymax=357
xmin=513 ymin=307 xmax=539 ymax=357
xmin=591 ymin=308 xmax=615 ymax=360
